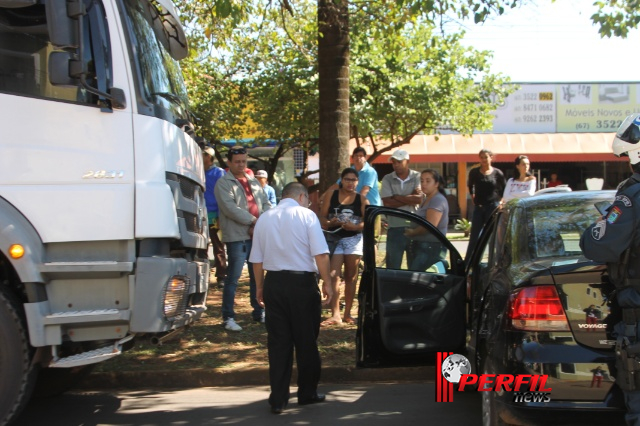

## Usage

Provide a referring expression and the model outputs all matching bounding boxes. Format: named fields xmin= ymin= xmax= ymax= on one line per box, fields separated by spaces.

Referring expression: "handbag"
xmin=324 ymin=230 xmax=342 ymax=256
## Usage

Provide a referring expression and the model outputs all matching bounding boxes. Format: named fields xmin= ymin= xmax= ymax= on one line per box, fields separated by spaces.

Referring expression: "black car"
xmin=356 ymin=190 xmax=626 ymax=425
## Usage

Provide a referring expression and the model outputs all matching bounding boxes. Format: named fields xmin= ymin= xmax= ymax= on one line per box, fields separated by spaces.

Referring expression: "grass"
xmin=95 ymin=270 xmax=358 ymax=373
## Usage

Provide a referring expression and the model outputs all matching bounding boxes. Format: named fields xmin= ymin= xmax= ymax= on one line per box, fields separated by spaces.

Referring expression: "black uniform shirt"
xmin=581 ymin=173 xmax=640 ymax=284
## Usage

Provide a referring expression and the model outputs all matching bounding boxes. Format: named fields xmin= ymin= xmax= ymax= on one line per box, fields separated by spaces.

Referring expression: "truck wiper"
xmin=150 ymin=91 xmax=185 ymax=107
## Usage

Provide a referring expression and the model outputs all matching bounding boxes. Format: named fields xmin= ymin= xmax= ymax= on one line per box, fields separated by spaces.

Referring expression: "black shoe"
xmin=298 ymin=393 xmax=326 ymax=405
xmin=271 ymin=403 xmax=287 ymax=414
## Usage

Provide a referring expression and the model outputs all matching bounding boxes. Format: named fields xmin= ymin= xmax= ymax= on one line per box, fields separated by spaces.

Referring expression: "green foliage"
xmin=177 ymin=0 xmax=636 ymax=174
xmin=349 ymin=5 xmax=516 ymax=158
xmin=454 ymin=218 xmax=472 ymax=236
xmin=591 ymin=0 xmax=640 ymax=38
xmin=180 ymin=1 xmax=319 ymax=176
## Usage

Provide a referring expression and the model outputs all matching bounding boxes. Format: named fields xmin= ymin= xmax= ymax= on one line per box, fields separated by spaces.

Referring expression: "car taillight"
xmin=508 ymin=285 xmax=569 ymax=331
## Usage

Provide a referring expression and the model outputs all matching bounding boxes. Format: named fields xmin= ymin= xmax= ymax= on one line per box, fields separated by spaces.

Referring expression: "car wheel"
xmin=0 ymin=288 xmax=38 ymax=426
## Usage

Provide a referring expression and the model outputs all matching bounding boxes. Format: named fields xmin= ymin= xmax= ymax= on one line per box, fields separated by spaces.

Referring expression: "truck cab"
xmin=0 ymin=0 xmax=209 ymax=423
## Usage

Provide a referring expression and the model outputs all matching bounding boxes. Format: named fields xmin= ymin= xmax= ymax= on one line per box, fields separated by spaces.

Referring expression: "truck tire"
xmin=0 ymin=289 xmax=37 ymax=426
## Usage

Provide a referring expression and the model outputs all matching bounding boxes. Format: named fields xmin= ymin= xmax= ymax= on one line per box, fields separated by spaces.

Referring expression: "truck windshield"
xmin=120 ymin=0 xmax=189 ymax=119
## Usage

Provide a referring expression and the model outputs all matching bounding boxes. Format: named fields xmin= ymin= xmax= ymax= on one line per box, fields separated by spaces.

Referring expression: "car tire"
xmin=0 ymin=288 xmax=38 ymax=426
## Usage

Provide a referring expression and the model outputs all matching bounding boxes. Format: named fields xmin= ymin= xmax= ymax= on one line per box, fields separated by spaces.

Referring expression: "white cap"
xmin=255 ymin=170 xmax=268 ymax=178
xmin=203 ymin=147 xmax=215 ymax=157
xmin=390 ymin=149 xmax=410 ymax=161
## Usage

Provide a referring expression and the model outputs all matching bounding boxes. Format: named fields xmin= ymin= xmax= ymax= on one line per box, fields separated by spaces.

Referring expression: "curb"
xmin=77 ymin=366 xmax=436 ymax=389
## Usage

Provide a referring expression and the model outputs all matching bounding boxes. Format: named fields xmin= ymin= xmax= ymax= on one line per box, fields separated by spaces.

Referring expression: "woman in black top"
xmin=465 ymin=149 xmax=506 ymax=263
xmin=319 ymin=168 xmax=369 ymax=325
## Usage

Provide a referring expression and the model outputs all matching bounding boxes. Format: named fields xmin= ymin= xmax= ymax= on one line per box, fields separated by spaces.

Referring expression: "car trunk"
xmin=549 ymin=261 xmax=615 ymax=351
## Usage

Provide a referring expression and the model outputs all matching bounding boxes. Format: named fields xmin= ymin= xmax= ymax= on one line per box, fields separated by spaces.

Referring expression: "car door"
xmin=356 ymin=206 xmax=466 ymax=368
xmin=464 ymin=209 xmax=503 ymax=370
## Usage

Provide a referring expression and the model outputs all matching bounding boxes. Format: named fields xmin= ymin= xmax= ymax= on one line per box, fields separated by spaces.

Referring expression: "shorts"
xmin=333 ymin=233 xmax=363 ymax=256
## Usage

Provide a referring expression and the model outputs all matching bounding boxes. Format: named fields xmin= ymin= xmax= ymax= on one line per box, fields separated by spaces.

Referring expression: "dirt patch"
xmin=95 ymin=270 xmax=358 ymax=373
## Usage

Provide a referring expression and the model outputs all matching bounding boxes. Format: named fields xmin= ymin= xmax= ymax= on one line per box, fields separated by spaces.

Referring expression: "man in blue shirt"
xmin=323 ymin=147 xmax=381 ymax=206
xmin=256 ymin=170 xmax=277 ymax=206
xmin=203 ymin=146 xmax=227 ymax=285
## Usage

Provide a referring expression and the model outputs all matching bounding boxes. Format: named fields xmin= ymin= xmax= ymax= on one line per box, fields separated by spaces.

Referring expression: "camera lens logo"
xmin=441 ymin=354 xmax=472 ymax=384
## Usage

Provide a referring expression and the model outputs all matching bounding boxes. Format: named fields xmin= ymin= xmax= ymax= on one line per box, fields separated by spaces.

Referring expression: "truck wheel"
xmin=33 ymin=364 xmax=95 ymax=398
xmin=0 ymin=289 xmax=37 ymax=426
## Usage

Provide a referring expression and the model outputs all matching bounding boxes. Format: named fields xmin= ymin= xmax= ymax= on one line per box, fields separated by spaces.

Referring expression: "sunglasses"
xmin=228 ymin=147 xmax=247 ymax=155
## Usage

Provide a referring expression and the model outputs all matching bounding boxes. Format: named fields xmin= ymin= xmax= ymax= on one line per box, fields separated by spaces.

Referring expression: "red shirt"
xmin=238 ymin=177 xmax=259 ymax=219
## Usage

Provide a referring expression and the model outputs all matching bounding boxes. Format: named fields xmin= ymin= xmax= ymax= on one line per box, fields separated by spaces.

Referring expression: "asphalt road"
xmin=13 ymin=383 xmax=482 ymax=426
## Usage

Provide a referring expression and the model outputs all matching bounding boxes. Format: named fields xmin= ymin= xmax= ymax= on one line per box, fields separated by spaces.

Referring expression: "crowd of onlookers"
xmin=200 ymin=138 xmax=559 ymax=332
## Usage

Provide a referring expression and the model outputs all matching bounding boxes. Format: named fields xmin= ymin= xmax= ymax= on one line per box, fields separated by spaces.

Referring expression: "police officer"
xmin=580 ymin=113 xmax=640 ymax=426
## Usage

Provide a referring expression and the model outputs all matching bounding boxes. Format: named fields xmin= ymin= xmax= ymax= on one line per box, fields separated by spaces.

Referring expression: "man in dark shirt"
xmin=581 ymin=114 xmax=640 ymax=425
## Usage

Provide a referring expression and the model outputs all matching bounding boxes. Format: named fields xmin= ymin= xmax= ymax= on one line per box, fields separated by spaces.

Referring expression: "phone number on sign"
xmin=574 ymin=120 xmax=623 ymax=130
xmin=521 ymin=115 xmax=554 ymax=123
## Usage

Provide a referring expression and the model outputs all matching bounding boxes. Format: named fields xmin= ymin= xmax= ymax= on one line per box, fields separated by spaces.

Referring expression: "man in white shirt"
xmin=250 ymin=182 xmax=333 ymax=415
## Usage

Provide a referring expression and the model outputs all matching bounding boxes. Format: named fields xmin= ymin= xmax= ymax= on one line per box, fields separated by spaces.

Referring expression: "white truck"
xmin=0 ymin=0 xmax=209 ymax=424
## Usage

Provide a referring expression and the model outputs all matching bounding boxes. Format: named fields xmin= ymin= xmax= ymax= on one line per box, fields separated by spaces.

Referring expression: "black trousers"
xmin=208 ymin=224 xmax=227 ymax=279
xmin=264 ymin=271 xmax=322 ymax=406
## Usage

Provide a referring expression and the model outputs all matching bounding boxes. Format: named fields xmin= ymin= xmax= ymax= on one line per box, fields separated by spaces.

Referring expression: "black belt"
xmin=272 ymin=270 xmax=316 ymax=276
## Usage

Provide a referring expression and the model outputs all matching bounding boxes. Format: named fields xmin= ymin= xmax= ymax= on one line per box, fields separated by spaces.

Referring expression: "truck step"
xmin=40 ymin=261 xmax=134 ymax=278
xmin=49 ymin=345 xmax=122 ymax=368
xmin=44 ymin=309 xmax=131 ymax=325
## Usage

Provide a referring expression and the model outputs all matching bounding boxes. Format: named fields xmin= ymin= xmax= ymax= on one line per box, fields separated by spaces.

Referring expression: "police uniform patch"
xmin=592 ymin=220 xmax=606 ymax=240
xmin=607 ymin=206 xmax=622 ymax=224
xmin=615 ymin=195 xmax=632 ymax=207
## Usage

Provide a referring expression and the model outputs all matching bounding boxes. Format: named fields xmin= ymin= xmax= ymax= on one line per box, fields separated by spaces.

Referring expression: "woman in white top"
xmin=503 ymin=155 xmax=536 ymax=202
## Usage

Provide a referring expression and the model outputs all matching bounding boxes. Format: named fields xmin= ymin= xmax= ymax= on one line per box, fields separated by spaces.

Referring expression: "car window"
xmin=378 ymin=212 xmax=452 ymax=273
xmin=528 ymin=199 xmax=600 ymax=260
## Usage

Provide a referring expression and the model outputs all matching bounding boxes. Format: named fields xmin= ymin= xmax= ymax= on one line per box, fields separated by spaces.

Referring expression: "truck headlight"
xmin=163 ymin=276 xmax=189 ymax=319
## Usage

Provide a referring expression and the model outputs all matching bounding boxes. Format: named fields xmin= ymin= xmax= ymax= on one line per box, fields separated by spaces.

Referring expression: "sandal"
xmin=321 ymin=318 xmax=342 ymax=326
xmin=343 ymin=316 xmax=356 ymax=324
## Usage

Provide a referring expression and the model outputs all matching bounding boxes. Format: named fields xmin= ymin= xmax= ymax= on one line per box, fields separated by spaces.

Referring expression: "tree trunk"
xmin=318 ymin=0 xmax=350 ymax=192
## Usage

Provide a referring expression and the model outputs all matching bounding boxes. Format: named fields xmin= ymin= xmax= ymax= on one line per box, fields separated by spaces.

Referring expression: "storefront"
xmin=354 ymin=82 xmax=639 ymax=219
xmin=356 ymin=132 xmax=629 ymax=220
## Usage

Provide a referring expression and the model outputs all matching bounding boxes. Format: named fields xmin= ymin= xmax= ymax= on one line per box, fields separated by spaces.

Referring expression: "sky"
xmin=450 ymin=0 xmax=639 ymax=83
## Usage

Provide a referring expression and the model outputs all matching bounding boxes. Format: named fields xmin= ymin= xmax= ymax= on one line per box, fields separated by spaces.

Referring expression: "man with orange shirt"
xmin=215 ymin=146 xmax=272 ymax=331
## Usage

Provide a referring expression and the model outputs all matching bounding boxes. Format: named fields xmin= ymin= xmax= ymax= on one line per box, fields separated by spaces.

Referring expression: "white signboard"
xmin=491 ymin=84 xmax=556 ymax=133
xmin=488 ymin=83 xmax=640 ymax=133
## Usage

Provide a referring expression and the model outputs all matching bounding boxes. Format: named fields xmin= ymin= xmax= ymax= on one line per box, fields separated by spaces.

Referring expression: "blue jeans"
xmin=409 ymin=241 xmax=446 ymax=272
xmin=465 ymin=202 xmax=499 ymax=263
xmin=222 ymin=240 xmax=264 ymax=321
xmin=386 ymin=227 xmax=412 ymax=270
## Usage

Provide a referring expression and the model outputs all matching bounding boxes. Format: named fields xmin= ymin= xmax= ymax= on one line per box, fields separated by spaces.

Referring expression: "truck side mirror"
xmin=45 ymin=0 xmax=83 ymax=48
xmin=48 ymin=51 xmax=78 ymax=86
xmin=109 ymin=88 xmax=126 ymax=110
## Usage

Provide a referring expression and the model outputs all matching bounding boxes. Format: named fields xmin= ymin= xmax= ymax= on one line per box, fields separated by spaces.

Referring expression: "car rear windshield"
xmin=527 ymin=199 xmax=601 ymax=260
